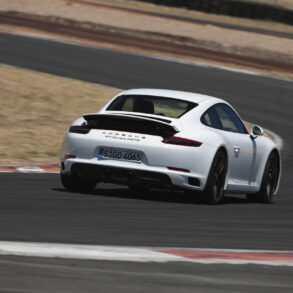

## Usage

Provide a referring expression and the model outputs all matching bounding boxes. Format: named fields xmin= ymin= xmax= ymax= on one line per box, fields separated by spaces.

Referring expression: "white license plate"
xmin=98 ymin=148 xmax=142 ymax=162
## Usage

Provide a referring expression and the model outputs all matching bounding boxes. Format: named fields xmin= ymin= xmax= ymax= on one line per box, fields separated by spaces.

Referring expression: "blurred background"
xmin=0 ymin=0 xmax=292 ymax=166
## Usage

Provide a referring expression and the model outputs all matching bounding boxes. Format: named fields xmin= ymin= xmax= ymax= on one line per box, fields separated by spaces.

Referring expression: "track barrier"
xmin=140 ymin=0 xmax=293 ymax=25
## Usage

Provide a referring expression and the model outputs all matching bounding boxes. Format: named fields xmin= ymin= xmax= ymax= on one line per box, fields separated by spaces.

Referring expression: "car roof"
xmin=119 ymin=88 xmax=224 ymax=104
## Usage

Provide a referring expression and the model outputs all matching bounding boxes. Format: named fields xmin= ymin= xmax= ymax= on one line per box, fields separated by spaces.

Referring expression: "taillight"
xmin=69 ymin=125 xmax=90 ymax=134
xmin=64 ymin=154 xmax=76 ymax=159
xmin=162 ymin=136 xmax=202 ymax=147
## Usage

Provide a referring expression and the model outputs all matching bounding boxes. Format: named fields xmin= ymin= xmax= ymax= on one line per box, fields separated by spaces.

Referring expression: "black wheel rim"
xmin=266 ymin=155 xmax=279 ymax=198
xmin=212 ymin=154 xmax=226 ymax=201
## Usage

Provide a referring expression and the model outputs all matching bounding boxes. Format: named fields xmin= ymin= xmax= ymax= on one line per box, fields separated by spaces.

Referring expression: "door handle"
xmin=233 ymin=145 xmax=240 ymax=153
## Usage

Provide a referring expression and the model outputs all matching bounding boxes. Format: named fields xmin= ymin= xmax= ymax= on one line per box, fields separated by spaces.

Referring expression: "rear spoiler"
xmin=83 ymin=113 xmax=179 ymax=137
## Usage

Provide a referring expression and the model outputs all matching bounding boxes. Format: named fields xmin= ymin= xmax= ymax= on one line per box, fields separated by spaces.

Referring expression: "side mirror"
xmin=250 ymin=125 xmax=264 ymax=139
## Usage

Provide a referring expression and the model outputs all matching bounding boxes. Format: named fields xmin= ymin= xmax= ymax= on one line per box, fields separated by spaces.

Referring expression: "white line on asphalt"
xmin=0 ymin=241 xmax=293 ymax=266
xmin=0 ymin=241 xmax=182 ymax=263
xmin=16 ymin=166 xmax=45 ymax=173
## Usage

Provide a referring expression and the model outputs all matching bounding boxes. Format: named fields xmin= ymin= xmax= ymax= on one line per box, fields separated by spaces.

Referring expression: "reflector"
xmin=167 ymin=167 xmax=190 ymax=173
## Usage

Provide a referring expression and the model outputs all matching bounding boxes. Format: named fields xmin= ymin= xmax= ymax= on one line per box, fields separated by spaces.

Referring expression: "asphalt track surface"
xmin=0 ymin=32 xmax=293 ymax=292
xmin=1 ymin=255 xmax=293 ymax=293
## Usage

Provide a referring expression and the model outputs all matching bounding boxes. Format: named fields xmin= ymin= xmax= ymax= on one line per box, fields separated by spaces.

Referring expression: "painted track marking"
xmin=0 ymin=165 xmax=59 ymax=173
xmin=0 ymin=241 xmax=293 ymax=266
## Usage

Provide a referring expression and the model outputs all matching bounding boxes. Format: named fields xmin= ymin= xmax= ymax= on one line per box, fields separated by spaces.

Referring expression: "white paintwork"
xmin=60 ymin=89 xmax=281 ymax=194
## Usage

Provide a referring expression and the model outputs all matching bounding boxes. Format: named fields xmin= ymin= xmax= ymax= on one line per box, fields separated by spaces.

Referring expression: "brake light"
xmin=69 ymin=125 xmax=90 ymax=134
xmin=162 ymin=136 xmax=202 ymax=147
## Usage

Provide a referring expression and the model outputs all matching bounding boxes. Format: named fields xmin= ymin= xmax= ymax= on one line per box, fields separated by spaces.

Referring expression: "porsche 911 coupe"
xmin=60 ymin=89 xmax=281 ymax=204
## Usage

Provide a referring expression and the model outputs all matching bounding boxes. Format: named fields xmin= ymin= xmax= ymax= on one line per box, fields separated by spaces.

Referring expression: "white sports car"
xmin=60 ymin=89 xmax=281 ymax=204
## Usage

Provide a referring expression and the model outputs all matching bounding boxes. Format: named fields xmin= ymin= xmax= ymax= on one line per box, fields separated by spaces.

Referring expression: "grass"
xmin=0 ymin=65 xmax=120 ymax=165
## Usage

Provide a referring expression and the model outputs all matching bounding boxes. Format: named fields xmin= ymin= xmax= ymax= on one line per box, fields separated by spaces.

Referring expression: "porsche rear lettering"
xmin=103 ymin=132 xmax=146 ymax=142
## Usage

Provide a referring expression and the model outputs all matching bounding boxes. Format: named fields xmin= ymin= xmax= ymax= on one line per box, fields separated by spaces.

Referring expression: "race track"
xmin=0 ymin=32 xmax=293 ymax=292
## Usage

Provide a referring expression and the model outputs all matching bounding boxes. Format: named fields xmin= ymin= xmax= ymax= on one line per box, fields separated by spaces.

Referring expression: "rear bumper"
xmin=71 ymin=163 xmax=172 ymax=187
xmin=61 ymin=158 xmax=207 ymax=191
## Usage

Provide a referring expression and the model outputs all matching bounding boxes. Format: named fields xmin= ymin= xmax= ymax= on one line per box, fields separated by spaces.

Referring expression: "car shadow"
xmin=53 ymin=185 xmax=251 ymax=205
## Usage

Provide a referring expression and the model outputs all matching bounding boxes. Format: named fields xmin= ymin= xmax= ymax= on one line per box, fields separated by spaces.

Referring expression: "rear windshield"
xmin=106 ymin=95 xmax=197 ymax=118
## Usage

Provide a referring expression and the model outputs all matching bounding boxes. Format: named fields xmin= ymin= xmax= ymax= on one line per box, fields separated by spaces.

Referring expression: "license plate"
xmin=98 ymin=148 xmax=142 ymax=162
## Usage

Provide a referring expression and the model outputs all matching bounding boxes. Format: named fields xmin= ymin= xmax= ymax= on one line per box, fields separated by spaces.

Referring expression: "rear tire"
xmin=246 ymin=152 xmax=279 ymax=203
xmin=61 ymin=173 xmax=97 ymax=193
xmin=202 ymin=150 xmax=227 ymax=205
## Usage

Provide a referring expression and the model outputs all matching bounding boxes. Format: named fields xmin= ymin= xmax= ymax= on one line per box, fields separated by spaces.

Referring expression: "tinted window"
xmin=201 ymin=104 xmax=247 ymax=134
xmin=214 ymin=104 xmax=248 ymax=134
xmin=107 ymin=95 xmax=197 ymax=119
xmin=201 ymin=107 xmax=221 ymax=129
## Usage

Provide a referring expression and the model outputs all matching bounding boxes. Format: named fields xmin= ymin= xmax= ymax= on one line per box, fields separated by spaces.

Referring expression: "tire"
xmin=247 ymin=152 xmax=279 ymax=203
xmin=202 ymin=150 xmax=227 ymax=205
xmin=61 ymin=173 xmax=97 ymax=193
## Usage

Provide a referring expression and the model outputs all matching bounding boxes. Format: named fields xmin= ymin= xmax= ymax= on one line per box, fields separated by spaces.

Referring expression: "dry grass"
xmin=0 ymin=65 xmax=120 ymax=165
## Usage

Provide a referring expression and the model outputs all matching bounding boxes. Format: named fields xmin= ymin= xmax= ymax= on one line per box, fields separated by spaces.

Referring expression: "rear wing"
xmin=83 ymin=113 xmax=178 ymax=137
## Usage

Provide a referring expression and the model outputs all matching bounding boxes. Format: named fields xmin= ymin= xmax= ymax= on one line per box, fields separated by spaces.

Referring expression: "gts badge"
xmin=102 ymin=132 xmax=146 ymax=142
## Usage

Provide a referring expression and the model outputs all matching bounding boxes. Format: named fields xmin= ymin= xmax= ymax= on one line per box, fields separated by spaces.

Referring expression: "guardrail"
xmin=139 ymin=0 xmax=293 ymax=25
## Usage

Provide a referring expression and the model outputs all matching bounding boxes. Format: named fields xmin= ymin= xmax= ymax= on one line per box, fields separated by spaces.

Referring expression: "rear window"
xmin=106 ymin=95 xmax=197 ymax=118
